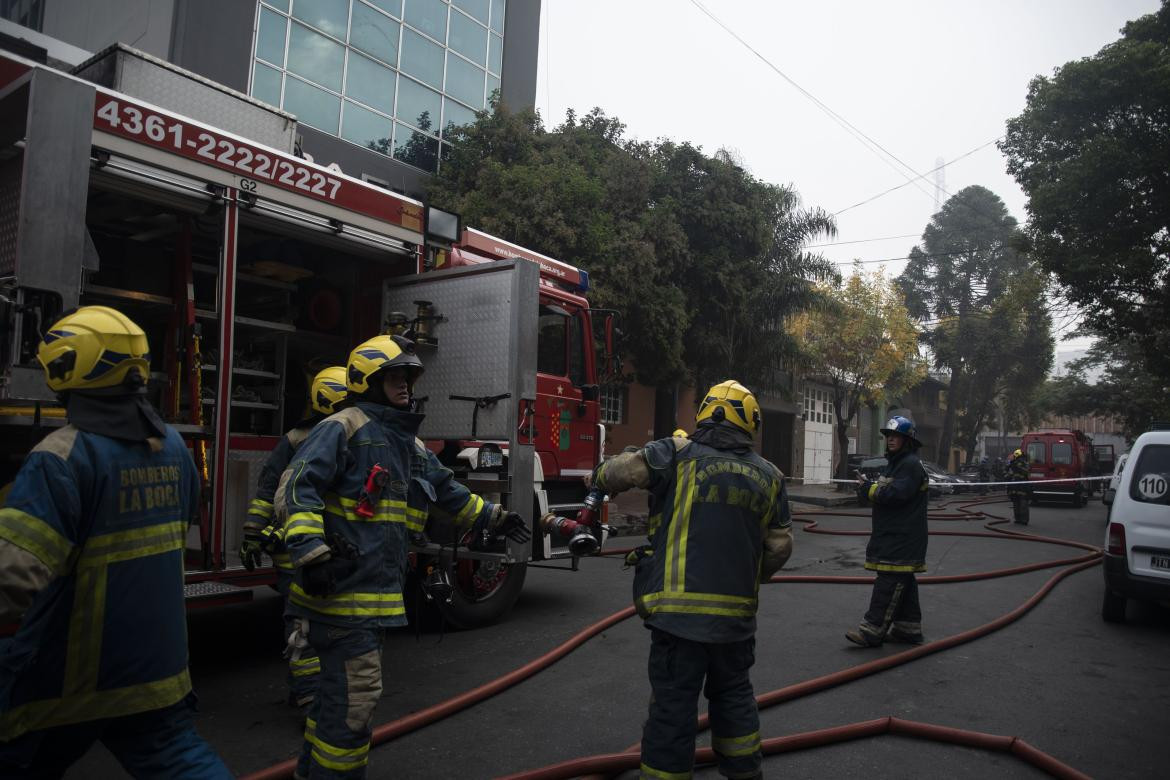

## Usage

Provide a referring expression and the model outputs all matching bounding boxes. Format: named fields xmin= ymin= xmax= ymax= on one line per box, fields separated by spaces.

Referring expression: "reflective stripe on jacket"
xmin=615 ymin=436 xmax=790 ymax=644
xmin=281 ymin=401 xmax=497 ymax=629
xmin=862 ymin=448 xmax=929 ymax=572
xmin=0 ymin=425 xmax=199 ymax=739
xmin=245 ymin=425 xmax=312 ymax=573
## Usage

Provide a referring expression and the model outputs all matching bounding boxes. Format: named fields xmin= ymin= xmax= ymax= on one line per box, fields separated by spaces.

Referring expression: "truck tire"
xmin=1101 ymin=589 xmax=1127 ymax=623
xmin=439 ymin=557 xmax=527 ymax=629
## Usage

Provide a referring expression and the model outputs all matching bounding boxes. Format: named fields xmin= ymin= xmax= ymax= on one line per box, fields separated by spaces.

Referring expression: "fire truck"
xmin=1020 ymin=428 xmax=1098 ymax=507
xmin=0 ymin=45 xmax=615 ymax=628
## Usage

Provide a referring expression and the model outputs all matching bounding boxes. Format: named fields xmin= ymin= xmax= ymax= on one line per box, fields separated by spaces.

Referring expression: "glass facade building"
xmin=250 ymin=0 xmax=505 ymax=173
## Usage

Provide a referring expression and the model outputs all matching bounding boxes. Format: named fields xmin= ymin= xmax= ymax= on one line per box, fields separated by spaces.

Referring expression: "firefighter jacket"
xmin=1005 ymin=455 xmax=1030 ymax=497
xmin=595 ymin=434 xmax=792 ymax=644
xmin=860 ymin=447 xmax=929 ymax=572
xmin=280 ymin=401 xmax=499 ymax=629
xmin=244 ymin=423 xmax=313 ymax=575
xmin=0 ymin=425 xmax=199 ymax=740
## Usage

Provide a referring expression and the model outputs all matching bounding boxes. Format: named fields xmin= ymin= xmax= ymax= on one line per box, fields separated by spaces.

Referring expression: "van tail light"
xmin=1106 ymin=523 xmax=1126 ymax=556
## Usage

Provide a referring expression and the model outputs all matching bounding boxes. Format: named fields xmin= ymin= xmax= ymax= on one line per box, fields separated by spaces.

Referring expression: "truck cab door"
xmin=534 ymin=301 xmax=597 ymax=481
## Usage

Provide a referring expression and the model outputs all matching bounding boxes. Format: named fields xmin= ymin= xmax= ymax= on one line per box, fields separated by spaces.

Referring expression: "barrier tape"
xmin=814 ymin=476 xmax=1113 ymax=488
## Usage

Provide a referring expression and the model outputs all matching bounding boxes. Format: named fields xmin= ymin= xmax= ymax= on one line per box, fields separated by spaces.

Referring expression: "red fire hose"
xmin=241 ymin=497 xmax=1100 ymax=780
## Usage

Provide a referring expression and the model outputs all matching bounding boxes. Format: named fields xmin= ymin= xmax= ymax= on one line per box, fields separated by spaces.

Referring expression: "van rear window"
xmin=1052 ymin=443 xmax=1073 ymax=465
xmin=1026 ymin=442 xmax=1045 ymax=463
xmin=1129 ymin=445 xmax=1170 ymax=506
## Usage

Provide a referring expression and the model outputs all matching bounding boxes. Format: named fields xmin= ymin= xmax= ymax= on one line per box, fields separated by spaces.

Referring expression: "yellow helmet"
xmin=695 ymin=380 xmax=760 ymax=436
xmin=672 ymin=428 xmax=688 ymax=438
xmin=1013 ymin=448 xmax=1024 ymax=459
xmin=346 ymin=334 xmax=424 ymax=395
xmin=310 ymin=366 xmax=348 ymax=415
xmin=37 ymin=306 xmax=151 ymax=393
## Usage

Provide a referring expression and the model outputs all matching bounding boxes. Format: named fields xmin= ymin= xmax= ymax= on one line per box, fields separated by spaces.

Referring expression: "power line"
xmin=687 ymin=0 xmax=937 ymax=203
xmin=832 ymin=139 xmax=1002 ymax=216
xmin=805 ymin=233 xmax=919 ymax=248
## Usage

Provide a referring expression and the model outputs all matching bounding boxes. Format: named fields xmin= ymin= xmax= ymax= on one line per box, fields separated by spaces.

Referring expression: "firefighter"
xmin=0 ymin=306 xmax=230 ymax=777
xmin=240 ymin=365 xmax=348 ymax=711
xmin=848 ymin=415 xmax=930 ymax=647
xmin=280 ymin=334 xmax=529 ymax=779
xmin=1005 ymin=448 xmax=1031 ymax=525
xmin=586 ymin=380 xmax=793 ymax=780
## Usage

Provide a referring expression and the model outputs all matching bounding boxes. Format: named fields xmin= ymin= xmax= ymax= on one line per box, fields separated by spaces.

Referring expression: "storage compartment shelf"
xmin=201 ymin=400 xmax=279 ymax=410
xmin=192 ymin=262 xmax=297 ymax=291
xmin=86 ymin=284 xmax=173 ymax=306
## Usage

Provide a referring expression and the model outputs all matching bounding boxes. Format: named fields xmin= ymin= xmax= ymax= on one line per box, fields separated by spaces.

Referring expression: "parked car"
xmin=1102 ymin=430 xmax=1170 ymax=622
xmin=1101 ymin=452 xmax=1130 ymax=506
xmin=856 ymin=457 xmax=954 ymax=499
xmin=921 ymin=461 xmax=962 ymax=496
xmin=956 ymin=463 xmax=987 ymax=493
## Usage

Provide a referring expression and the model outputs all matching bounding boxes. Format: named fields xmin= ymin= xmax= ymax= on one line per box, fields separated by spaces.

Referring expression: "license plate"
xmin=1151 ymin=554 xmax=1170 ymax=571
xmin=479 ymin=449 xmax=503 ymax=468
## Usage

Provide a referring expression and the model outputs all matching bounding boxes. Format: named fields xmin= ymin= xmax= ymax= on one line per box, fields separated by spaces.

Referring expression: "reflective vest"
xmin=0 ymin=425 xmax=199 ymax=739
xmin=632 ymin=437 xmax=788 ymax=644
xmin=281 ymin=402 xmax=497 ymax=629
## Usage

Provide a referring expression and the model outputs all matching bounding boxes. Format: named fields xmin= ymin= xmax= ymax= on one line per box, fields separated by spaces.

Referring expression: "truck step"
xmin=184 ymin=580 xmax=254 ymax=609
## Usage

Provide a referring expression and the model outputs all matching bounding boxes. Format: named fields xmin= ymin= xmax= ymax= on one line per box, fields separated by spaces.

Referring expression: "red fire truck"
xmin=1020 ymin=428 xmax=1098 ymax=508
xmin=0 ymin=45 xmax=615 ymax=627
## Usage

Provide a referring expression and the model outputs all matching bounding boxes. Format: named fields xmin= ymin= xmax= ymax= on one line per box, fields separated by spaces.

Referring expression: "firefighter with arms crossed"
xmin=280 ymin=334 xmax=529 ymax=779
xmin=0 ymin=306 xmax=229 ymax=777
xmin=588 ymin=380 xmax=793 ymax=780
xmin=240 ymin=366 xmax=348 ymax=710
xmin=848 ymin=416 xmax=929 ymax=647
xmin=1004 ymin=448 xmax=1030 ymax=525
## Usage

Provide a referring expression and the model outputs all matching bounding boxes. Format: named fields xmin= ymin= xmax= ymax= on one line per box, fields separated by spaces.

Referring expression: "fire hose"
xmin=240 ymin=496 xmax=1101 ymax=780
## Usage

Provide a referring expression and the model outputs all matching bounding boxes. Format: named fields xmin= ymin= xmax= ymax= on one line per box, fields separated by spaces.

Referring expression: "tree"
xmin=1043 ymin=334 xmax=1170 ymax=441
xmin=1000 ymin=2 xmax=1170 ymax=382
xmin=790 ymin=267 xmax=924 ymax=480
xmin=428 ymin=105 xmax=837 ymax=417
xmin=896 ymin=185 xmax=1036 ymax=461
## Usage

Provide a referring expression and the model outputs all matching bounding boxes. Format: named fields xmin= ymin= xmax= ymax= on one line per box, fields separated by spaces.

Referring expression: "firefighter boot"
xmin=886 ymin=621 xmax=925 ymax=645
xmin=845 ymin=621 xmax=884 ymax=647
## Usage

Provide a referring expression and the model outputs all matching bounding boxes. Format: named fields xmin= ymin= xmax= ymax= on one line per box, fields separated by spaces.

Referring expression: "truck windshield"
xmin=568 ymin=312 xmax=587 ymax=386
xmin=1052 ymin=443 xmax=1073 ymax=465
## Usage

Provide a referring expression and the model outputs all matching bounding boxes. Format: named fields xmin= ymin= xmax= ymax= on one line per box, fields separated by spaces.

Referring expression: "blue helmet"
xmin=879 ymin=415 xmax=922 ymax=446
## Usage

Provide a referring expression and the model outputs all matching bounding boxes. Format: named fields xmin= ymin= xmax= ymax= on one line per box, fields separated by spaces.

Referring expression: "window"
xmin=802 ymin=386 xmax=834 ymax=425
xmin=251 ymin=0 xmax=505 ymax=171
xmin=601 ymin=384 xmax=626 ymax=426
xmin=568 ymin=313 xmax=586 ymax=387
xmin=1129 ymin=444 xmax=1170 ymax=506
xmin=1051 ymin=443 xmax=1073 ymax=465
xmin=0 ymin=0 xmax=46 ymax=30
xmin=537 ymin=307 xmax=567 ymax=376
xmin=1026 ymin=442 xmax=1045 ymax=464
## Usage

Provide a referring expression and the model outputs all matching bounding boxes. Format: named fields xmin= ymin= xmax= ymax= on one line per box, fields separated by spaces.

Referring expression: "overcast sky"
xmin=533 ymin=0 xmax=1161 ymax=349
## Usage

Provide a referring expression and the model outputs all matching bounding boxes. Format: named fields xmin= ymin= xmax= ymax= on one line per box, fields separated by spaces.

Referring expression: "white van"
xmin=1102 ymin=430 xmax=1170 ymax=622
xmin=1102 ymin=452 xmax=1130 ymax=507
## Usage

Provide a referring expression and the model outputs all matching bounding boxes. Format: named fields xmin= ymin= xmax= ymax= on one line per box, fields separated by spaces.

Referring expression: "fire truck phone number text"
xmin=96 ymin=98 xmax=342 ymax=200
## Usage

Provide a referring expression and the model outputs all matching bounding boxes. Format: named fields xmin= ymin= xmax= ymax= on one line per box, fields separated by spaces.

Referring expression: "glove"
xmin=856 ymin=480 xmax=873 ymax=503
xmin=493 ymin=511 xmax=532 ymax=544
xmin=623 ymin=546 xmax=652 ymax=568
xmin=239 ymin=533 xmax=264 ymax=571
xmin=301 ymin=559 xmax=335 ymax=596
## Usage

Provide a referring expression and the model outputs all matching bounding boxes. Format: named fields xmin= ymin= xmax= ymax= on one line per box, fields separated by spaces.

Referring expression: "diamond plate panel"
xmin=383 ymin=262 xmax=538 ymax=441
xmin=220 ymin=447 xmax=274 ymax=555
xmin=0 ymin=156 xmax=21 ymax=276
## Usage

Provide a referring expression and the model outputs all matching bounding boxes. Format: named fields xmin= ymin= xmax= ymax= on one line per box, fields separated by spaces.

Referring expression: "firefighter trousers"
xmin=279 ymin=574 xmax=321 ymax=708
xmin=0 ymin=693 xmax=231 ymax=780
xmin=295 ymin=622 xmax=384 ymax=780
xmin=862 ymin=571 xmax=922 ymax=635
xmin=640 ymin=628 xmax=762 ymax=780
xmin=1010 ymin=494 xmax=1030 ymax=525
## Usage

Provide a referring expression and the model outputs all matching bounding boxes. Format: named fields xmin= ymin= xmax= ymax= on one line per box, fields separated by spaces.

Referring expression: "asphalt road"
xmin=69 ymin=494 xmax=1169 ymax=779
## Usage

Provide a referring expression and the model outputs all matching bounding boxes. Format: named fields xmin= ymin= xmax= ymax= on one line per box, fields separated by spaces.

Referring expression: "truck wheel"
xmin=439 ymin=557 xmax=528 ymax=629
xmin=1101 ymin=589 xmax=1127 ymax=623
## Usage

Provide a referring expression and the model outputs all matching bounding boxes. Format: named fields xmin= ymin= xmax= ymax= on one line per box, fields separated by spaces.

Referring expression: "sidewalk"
xmin=605 ymin=481 xmax=855 ymax=538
